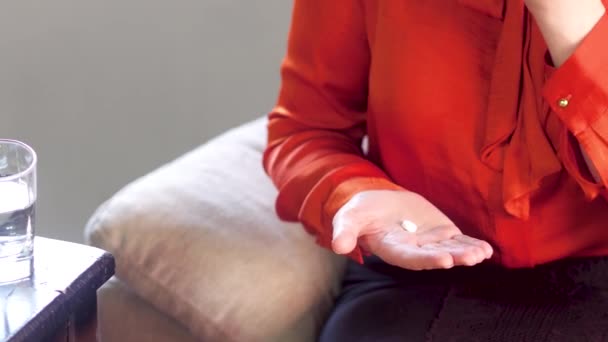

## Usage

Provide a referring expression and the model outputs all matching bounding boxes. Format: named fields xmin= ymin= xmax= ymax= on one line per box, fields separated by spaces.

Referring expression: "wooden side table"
xmin=0 ymin=237 xmax=115 ymax=342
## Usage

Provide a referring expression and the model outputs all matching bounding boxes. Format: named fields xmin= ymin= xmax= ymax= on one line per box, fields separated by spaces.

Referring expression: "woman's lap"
xmin=320 ymin=256 xmax=608 ymax=342
xmin=319 ymin=258 xmax=446 ymax=341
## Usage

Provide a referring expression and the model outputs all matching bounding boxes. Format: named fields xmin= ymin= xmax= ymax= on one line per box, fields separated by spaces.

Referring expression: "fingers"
xmin=452 ymin=234 xmax=494 ymax=259
xmin=378 ymin=242 xmax=455 ymax=270
xmin=420 ymin=235 xmax=492 ymax=267
xmin=348 ymin=222 xmax=493 ymax=270
xmin=332 ymin=230 xmax=359 ymax=255
xmin=332 ymin=219 xmax=364 ymax=255
xmin=412 ymin=225 xmax=493 ymax=262
xmin=422 ymin=240 xmax=483 ymax=266
xmin=379 ymin=230 xmax=493 ymax=269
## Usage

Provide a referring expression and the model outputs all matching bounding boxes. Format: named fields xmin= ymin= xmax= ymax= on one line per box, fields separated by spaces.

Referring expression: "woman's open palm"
xmin=332 ymin=190 xmax=493 ymax=270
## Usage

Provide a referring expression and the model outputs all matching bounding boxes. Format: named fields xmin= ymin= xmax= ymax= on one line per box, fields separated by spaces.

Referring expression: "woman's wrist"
xmin=526 ymin=0 xmax=606 ymax=66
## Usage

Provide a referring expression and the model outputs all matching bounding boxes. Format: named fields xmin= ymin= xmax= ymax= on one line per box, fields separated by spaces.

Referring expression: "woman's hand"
xmin=332 ymin=190 xmax=493 ymax=270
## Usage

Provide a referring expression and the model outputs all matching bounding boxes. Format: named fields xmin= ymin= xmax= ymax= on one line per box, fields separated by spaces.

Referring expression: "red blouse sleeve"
xmin=543 ymin=8 xmax=608 ymax=200
xmin=263 ymin=0 xmax=402 ymax=262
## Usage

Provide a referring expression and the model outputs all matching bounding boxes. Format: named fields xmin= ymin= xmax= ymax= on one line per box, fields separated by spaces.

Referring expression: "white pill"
xmin=400 ymin=220 xmax=418 ymax=233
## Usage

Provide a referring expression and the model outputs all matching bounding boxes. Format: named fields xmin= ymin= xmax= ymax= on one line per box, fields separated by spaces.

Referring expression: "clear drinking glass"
xmin=0 ymin=140 xmax=36 ymax=284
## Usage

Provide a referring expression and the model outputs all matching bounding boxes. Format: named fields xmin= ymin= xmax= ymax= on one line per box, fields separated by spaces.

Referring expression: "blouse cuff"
xmin=543 ymin=12 xmax=608 ymax=195
xmin=543 ymin=11 xmax=608 ymax=135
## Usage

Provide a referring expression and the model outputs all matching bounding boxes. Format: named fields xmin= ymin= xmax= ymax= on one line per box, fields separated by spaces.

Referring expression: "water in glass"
xmin=0 ymin=140 xmax=36 ymax=284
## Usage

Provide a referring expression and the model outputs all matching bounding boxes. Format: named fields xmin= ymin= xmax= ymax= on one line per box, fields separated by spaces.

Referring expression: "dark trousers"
xmin=319 ymin=255 xmax=608 ymax=342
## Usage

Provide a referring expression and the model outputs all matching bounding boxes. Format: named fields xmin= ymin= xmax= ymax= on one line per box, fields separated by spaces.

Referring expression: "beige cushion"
xmin=98 ymin=277 xmax=198 ymax=342
xmin=85 ymin=117 xmax=346 ymax=342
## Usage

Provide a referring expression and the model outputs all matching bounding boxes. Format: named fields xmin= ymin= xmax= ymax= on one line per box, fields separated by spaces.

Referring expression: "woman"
xmin=264 ymin=1 xmax=608 ymax=340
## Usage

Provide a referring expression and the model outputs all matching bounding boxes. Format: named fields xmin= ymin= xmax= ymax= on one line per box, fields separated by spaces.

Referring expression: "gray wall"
xmin=0 ymin=1 xmax=292 ymax=242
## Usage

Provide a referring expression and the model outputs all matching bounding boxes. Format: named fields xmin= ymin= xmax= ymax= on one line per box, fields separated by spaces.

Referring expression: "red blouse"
xmin=263 ymin=0 xmax=608 ymax=268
